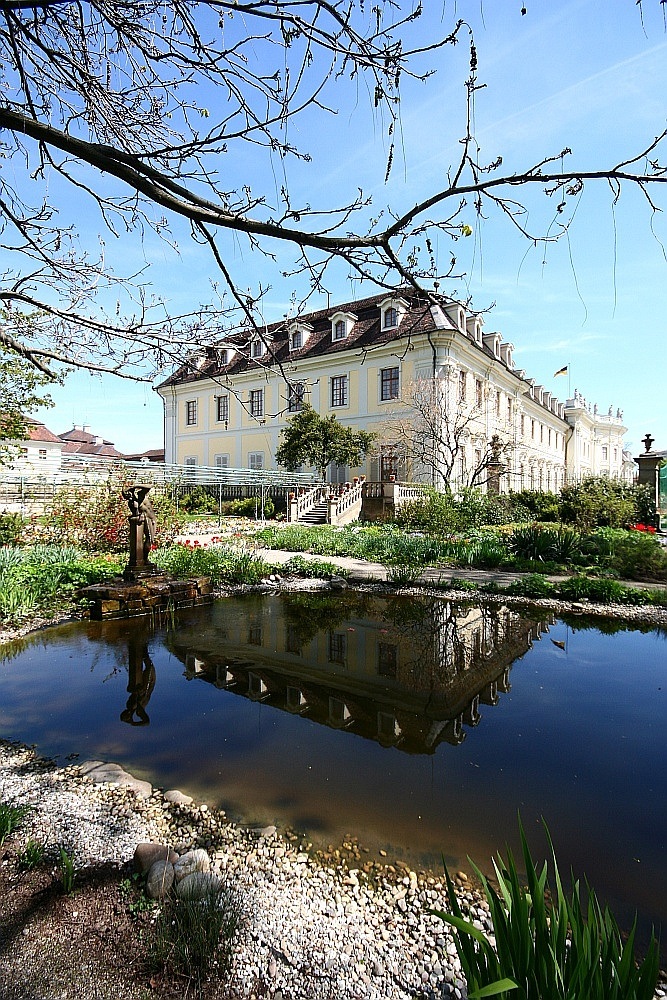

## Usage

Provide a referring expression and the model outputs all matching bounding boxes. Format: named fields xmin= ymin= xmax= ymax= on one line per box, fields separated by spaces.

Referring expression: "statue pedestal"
xmin=123 ymin=515 xmax=160 ymax=580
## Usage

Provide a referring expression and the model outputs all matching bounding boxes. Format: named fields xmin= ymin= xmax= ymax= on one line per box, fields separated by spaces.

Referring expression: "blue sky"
xmin=31 ymin=0 xmax=667 ymax=456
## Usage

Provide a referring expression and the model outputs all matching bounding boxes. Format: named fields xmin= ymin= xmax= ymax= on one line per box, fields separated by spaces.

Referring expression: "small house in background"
xmin=7 ymin=418 xmax=64 ymax=474
xmin=58 ymin=423 xmax=124 ymax=460
xmin=122 ymin=448 xmax=165 ymax=464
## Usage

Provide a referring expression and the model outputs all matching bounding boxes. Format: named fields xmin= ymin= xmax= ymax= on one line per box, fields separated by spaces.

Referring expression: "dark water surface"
xmin=1 ymin=592 xmax=666 ymax=937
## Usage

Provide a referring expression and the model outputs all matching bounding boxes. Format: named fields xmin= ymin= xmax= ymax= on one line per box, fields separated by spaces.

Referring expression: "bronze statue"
xmin=122 ymin=484 xmax=158 ymax=577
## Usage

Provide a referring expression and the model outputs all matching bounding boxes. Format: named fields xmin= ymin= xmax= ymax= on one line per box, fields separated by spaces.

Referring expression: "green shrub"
xmin=607 ymin=531 xmax=667 ymax=582
xmin=280 ymin=554 xmax=347 ymax=579
xmin=559 ymin=477 xmax=637 ymax=531
xmin=393 ymin=488 xmax=457 ymax=535
xmin=510 ymin=525 xmax=559 ymax=562
xmin=557 ymin=576 xmax=627 ymax=604
xmin=508 ymin=490 xmax=561 ymax=523
xmin=434 ymin=821 xmax=660 ymax=1000
xmin=178 ymin=486 xmax=219 ymax=515
xmin=0 ymin=512 xmax=25 ymax=546
xmin=150 ymin=882 xmax=240 ymax=988
xmin=506 ymin=574 xmax=555 ymax=599
xmin=384 ymin=562 xmax=423 ymax=586
xmin=223 ymin=495 xmax=275 ymax=518
xmin=153 ymin=541 xmax=271 ymax=585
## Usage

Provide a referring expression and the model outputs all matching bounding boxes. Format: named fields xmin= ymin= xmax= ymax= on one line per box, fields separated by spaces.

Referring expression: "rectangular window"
xmin=214 ymin=455 xmax=229 ymax=468
xmin=495 ymin=391 xmax=502 ymax=418
xmin=476 ymin=379 xmax=483 ymax=408
xmin=380 ymin=367 xmax=400 ymax=401
xmin=333 ymin=319 xmax=347 ymax=341
xmin=548 ymin=428 xmax=552 ymax=446
xmin=540 ymin=424 xmax=544 ymax=443
xmin=531 ymin=419 xmax=535 ymax=440
xmin=251 ymin=339 xmax=263 ymax=358
xmin=217 ymin=348 xmax=228 ymax=366
xmin=288 ymin=383 xmax=305 ymax=413
xmin=459 ymin=370 xmax=467 ymax=402
xmin=331 ymin=375 xmax=348 ymax=407
xmin=291 ymin=330 xmax=302 ymax=350
xmin=520 ymin=414 xmax=525 ymax=437
xmin=248 ymin=625 xmax=263 ymax=646
xmin=378 ymin=642 xmax=398 ymax=678
xmin=250 ymin=389 xmax=264 ymax=418
xmin=186 ymin=400 xmax=197 ymax=425
xmin=248 ymin=452 xmax=264 ymax=470
xmin=216 ymin=395 xmax=229 ymax=423
xmin=38 ymin=449 xmax=47 ymax=460
xmin=507 ymin=398 xmax=513 ymax=422
xmin=20 ymin=447 xmax=28 ymax=457
xmin=328 ymin=631 xmax=347 ymax=664
xmin=380 ymin=451 xmax=399 ymax=481
xmin=602 ymin=445 xmax=608 ymax=461
xmin=184 ymin=456 xmax=198 ymax=466
xmin=285 ymin=626 xmax=302 ymax=656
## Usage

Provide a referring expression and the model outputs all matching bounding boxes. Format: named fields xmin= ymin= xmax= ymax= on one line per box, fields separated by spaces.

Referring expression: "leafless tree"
xmin=1 ymin=1 xmax=666 ymax=383
xmin=380 ymin=374 xmax=513 ymax=491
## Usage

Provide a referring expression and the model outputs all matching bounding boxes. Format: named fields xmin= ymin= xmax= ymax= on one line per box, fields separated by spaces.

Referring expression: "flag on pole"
xmin=553 ymin=365 xmax=568 ymax=378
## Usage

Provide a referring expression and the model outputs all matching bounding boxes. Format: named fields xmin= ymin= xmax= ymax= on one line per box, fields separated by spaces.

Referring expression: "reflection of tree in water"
xmin=279 ymin=591 xmax=373 ymax=649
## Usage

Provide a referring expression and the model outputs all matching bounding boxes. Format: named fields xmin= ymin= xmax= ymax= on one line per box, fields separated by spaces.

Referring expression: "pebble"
xmin=0 ymin=740 xmax=482 ymax=1000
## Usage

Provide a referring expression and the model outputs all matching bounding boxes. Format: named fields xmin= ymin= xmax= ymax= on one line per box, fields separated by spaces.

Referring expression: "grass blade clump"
xmin=150 ymin=882 xmax=241 ymax=989
xmin=0 ymin=802 xmax=29 ymax=845
xmin=433 ymin=820 xmax=660 ymax=1000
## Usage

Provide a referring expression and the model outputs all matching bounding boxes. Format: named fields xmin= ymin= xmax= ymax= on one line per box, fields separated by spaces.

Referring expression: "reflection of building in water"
xmin=168 ymin=594 xmax=552 ymax=754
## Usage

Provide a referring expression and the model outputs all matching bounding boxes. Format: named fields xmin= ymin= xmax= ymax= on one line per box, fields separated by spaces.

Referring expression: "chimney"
xmin=83 ymin=424 xmax=91 ymax=433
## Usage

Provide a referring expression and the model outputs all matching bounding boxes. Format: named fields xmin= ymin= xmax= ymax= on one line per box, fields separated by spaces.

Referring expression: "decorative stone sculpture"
xmin=122 ymin=484 xmax=159 ymax=579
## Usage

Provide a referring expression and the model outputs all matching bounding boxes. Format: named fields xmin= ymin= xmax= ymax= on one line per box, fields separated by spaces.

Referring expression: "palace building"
xmin=157 ymin=288 xmax=628 ymax=490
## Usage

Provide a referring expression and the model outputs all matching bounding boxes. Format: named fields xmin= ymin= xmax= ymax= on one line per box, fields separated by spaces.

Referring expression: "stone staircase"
xmin=297 ymin=499 xmax=329 ymax=525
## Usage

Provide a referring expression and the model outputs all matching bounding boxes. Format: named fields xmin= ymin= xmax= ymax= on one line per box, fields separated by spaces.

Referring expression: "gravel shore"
xmin=0 ymin=739 xmax=480 ymax=1000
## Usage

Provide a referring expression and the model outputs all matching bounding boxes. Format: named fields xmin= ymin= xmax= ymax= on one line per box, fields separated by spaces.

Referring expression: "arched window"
xmin=333 ymin=319 xmax=346 ymax=340
xmin=384 ymin=306 xmax=398 ymax=329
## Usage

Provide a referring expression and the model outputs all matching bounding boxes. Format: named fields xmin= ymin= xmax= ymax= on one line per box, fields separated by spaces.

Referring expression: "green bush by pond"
xmin=0 ymin=547 xmax=124 ymax=619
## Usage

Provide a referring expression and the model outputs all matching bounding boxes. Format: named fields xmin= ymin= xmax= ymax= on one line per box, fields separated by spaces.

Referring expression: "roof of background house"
xmin=123 ymin=448 xmax=166 ymax=463
xmin=23 ymin=419 xmax=63 ymax=444
xmin=58 ymin=424 xmax=123 ymax=459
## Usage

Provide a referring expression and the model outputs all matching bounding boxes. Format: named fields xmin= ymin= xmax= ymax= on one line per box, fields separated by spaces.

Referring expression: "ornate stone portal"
xmin=122 ymin=484 xmax=160 ymax=580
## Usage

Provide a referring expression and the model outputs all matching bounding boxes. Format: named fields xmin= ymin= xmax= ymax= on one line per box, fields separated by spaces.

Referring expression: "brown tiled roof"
xmin=158 ymin=287 xmax=475 ymax=389
xmin=59 ymin=428 xmax=115 ymax=446
xmin=24 ymin=419 xmax=62 ymax=444
xmin=123 ymin=449 xmax=165 ymax=462
xmin=61 ymin=441 xmax=124 ymax=458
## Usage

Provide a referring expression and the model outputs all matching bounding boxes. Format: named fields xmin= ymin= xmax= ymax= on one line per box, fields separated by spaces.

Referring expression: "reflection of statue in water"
xmin=122 ymin=484 xmax=158 ymax=577
xmin=121 ymin=636 xmax=156 ymax=726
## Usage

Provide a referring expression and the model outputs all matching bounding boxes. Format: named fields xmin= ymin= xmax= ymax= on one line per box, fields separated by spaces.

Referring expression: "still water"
xmin=1 ymin=592 xmax=666 ymax=935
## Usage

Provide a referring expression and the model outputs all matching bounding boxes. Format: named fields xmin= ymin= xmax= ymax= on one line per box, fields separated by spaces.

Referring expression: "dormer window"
xmin=218 ymin=349 xmax=228 ymax=366
xmin=384 ymin=306 xmax=398 ymax=329
xmin=287 ymin=320 xmax=312 ymax=351
xmin=251 ymin=338 xmax=264 ymax=359
xmin=379 ymin=296 xmax=408 ymax=331
xmin=330 ymin=311 xmax=357 ymax=343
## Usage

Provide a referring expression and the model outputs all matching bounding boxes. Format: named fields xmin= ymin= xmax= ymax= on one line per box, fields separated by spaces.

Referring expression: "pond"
xmin=1 ymin=591 xmax=666 ymax=939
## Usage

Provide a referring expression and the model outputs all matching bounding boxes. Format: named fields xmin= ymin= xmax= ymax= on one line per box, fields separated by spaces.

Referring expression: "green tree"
xmin=0 ymin=341 xmax=56 ymax=464
xmin=276 ymin=405 xmax=375 ymax=481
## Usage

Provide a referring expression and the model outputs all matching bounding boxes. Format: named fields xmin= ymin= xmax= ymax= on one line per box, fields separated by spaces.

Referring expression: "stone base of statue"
xmin=123 ymin=515 xmax=162 ymax=581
